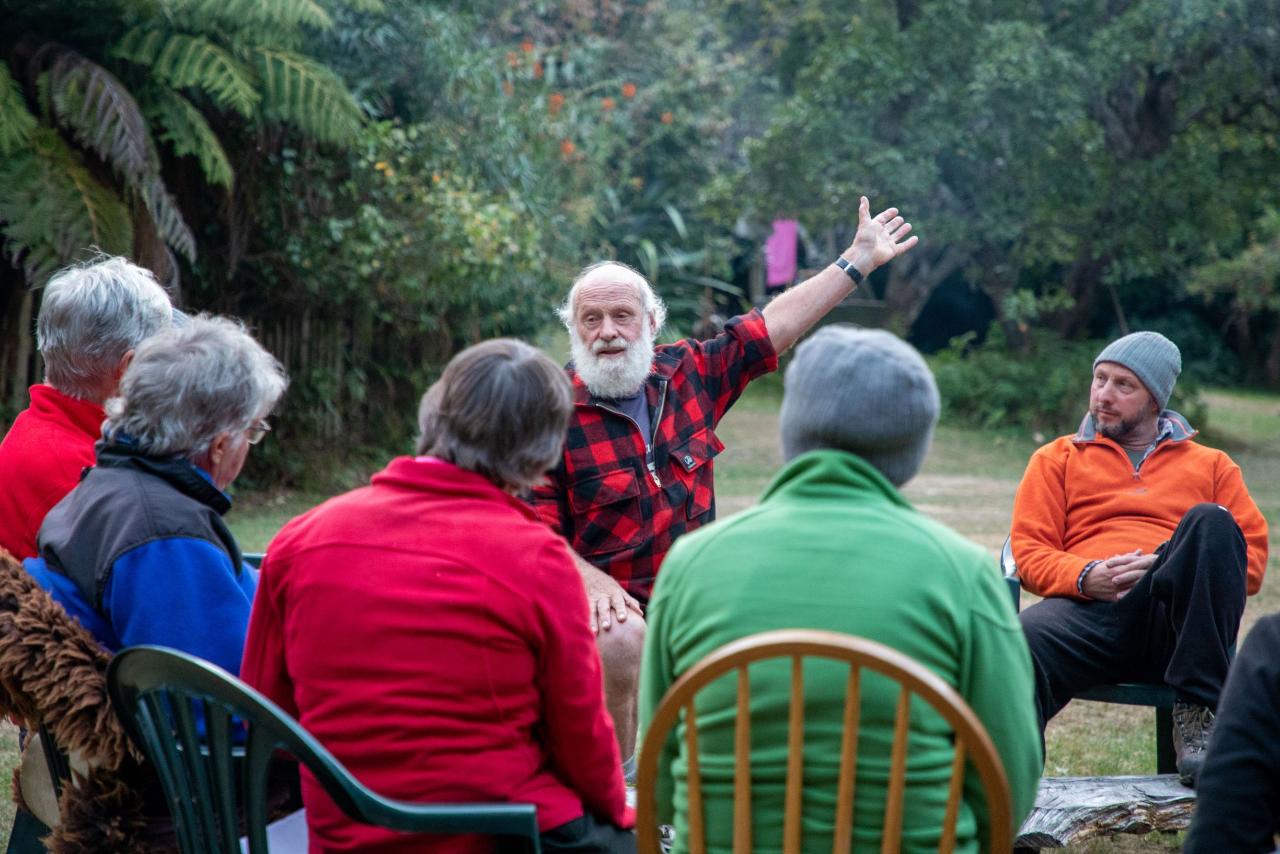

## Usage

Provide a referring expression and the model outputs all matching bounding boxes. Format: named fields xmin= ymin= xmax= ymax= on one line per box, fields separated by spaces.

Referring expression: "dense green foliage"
xmin=735 ymin=0 xmax=1280 ymax=383
xmin=932 ymin=326 xmax=1205 ymax=435
xmin=3 ymin=0 xmax=1280 ymax=481
xmin=0 ymin=0 xmax=365 ymax=283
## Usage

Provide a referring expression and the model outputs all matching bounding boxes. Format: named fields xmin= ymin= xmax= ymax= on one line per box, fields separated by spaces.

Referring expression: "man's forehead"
xmin=574 ymin=270 xmax=646 ymax=308
xmin=1094 ymin=360 xmax=1140 ymax=380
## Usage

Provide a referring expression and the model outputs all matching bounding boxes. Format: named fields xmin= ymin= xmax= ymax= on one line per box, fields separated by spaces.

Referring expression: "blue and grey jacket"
xmin=24 ymin=440 xmax=257 ymax=676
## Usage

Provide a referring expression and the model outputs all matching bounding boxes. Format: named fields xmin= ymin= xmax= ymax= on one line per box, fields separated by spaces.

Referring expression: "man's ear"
xmin=648 ymin=311 xmax=658 ymax=336
xmin=114 ymin=349 xmax=135 ymax=382
xmin=207 ymin=432 xmax=230 ymax=467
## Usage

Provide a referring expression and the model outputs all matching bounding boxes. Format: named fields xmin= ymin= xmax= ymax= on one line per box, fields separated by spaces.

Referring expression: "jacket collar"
xmin=760 ymin=448 xmax=914 ymax=510
xmin=1073 ymin=409 xmax=1196 ymax=444
xmin=93 ymin=439 xmax=232 ymax=515
xmin=27 ymin=384 xmax=105 ymax=441
xmin=372 ymin=456 xmax=542 ymax=520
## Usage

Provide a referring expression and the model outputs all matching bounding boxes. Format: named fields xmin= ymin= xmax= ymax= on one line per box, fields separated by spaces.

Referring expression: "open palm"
xmin=850 ymin=196 xmax=918 ymax=268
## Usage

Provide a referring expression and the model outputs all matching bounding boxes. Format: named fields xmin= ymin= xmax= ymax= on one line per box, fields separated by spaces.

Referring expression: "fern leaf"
xmin=319 ymin=0 xmax=383 ymax=13
xmin=0 ymin=64 xmax=37 ymax=156
xmin=114 ymin=28 xmax=259 ymax=116
xmin=158 ymin=0 xmax=332 ymax=32
xmin=253 ymin=48 xmax=363 ymax=144
xmin=43 ymin=52 xmax=156 ymax=184
xmin=0 ymin=129 xmax=133 ymax=280
xmin=136 ymin=180 xmax=196 ymax=262
xmin=42 ymin=50 xmax=196 ymax=262
xmin=143 ymin=87 xmax=234 ymax=188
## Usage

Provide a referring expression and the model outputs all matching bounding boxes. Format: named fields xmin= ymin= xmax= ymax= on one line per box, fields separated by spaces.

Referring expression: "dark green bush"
xmin=931 ymin=325 xmax=1205 ymax=436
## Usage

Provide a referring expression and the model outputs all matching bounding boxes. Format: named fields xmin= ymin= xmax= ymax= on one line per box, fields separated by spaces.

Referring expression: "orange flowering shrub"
xmin=601 ymin=97 xmax=616 ymax=111
xmin=660 ymin=111 xmax=674 ymax=124
xmin=621 ymin=82 xmax=637 ymax=99
xmin=548 ymin=92 xmax=565 ymax=114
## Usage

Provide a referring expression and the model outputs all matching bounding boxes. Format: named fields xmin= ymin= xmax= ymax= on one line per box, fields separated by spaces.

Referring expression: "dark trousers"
xmin=539 ymin=813 xmax=636 ymax=853
xmin=1019 ymin=503 xmax=1247 ymax=730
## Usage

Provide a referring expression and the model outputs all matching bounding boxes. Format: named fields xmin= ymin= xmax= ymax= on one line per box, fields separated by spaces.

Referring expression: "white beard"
xmin=571 ymin=327 xmax=655 ymax=399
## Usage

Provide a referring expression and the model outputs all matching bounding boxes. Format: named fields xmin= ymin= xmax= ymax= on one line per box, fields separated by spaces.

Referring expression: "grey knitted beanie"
xmin=1093 ymin=331 xmax=1181 ymax=410
xmin=780 ymin=326 xmax=940 ymax=486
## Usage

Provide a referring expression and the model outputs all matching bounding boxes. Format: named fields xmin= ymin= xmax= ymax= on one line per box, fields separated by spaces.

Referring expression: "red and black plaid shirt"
xmin=528 ymin=309 xmax=778 ymax=603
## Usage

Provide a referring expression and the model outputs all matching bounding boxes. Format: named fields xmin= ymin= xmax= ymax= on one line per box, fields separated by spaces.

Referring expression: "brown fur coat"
xmin=0 ymin=550 xmax=161 ymax=853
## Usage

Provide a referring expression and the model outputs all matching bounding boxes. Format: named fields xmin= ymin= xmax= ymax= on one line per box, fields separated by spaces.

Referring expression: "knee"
xmin=1182 ymin=502 xmax=1241 ymax=536
xmin=597 ymin=613 xmax=645 ymax=689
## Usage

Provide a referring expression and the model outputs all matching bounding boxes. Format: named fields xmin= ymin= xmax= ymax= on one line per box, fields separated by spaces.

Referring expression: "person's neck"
xmin=1113 ymin=415 xmax=1161 ymax=451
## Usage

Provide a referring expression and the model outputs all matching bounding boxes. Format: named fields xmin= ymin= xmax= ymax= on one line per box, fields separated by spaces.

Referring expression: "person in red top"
xmin=0 ymin=255 xmax=173 ymax=559
xmin=528 ymin=196 xmax=919 ymax=763
xmin=241 ymin=338 xmax=633 ymax=854
xmin=1012 ymin=331 xmax=1269 ymax=788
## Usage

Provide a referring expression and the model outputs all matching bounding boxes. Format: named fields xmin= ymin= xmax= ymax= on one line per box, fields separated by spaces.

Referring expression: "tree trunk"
xmin=882 ymin=245 xmax=968 ymax=334
xmin=1264 ymin=315 xmax=1280 ymax=389
xmin=1054 ymin=251 xmax=1107 ymax=339
xmin=8 ymin=288 xmax=35 ymax=415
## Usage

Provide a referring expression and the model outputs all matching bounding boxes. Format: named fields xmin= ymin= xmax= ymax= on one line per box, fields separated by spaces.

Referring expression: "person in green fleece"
xmin=639 ymin=325 xmax=1042 ymax=853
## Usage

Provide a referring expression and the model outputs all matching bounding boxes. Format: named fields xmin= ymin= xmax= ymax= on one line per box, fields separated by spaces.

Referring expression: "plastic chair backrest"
xmin=107 ymin=646 xmax=541 ymax=854
xmin=635 ymin=629 xmax=1013 ymax=854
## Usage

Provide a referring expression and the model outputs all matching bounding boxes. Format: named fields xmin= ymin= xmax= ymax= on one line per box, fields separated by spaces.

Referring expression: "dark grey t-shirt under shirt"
xmin=608 ymin=392 xmax=651 ymax=448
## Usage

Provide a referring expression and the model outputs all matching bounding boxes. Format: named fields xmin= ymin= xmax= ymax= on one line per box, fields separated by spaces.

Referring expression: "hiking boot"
xmin=1172 ymin=700 xmax=1215 ymax=787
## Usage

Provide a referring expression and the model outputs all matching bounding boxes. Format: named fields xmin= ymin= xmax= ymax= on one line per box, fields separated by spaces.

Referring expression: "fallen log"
xmin=1016 ymin=774 xmax=1195 ymax=849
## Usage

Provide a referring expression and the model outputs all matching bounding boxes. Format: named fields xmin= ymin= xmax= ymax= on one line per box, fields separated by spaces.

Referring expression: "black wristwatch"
xmin=835 ymin=256 xmax=864 ymax=285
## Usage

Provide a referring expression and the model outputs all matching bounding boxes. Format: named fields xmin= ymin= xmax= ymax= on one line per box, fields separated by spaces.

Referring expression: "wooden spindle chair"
xmin=635 ymin=629 xmax=1013 ymax=854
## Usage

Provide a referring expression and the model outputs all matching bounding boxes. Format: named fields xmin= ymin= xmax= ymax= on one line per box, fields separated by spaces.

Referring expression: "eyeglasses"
xmin=245 ymin=420 xmax=271 ymax=445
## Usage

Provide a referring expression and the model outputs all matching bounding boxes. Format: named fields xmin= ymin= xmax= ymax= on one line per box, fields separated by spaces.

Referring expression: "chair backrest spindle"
xmin=636 ymin=629 xmax=1012 ymax=854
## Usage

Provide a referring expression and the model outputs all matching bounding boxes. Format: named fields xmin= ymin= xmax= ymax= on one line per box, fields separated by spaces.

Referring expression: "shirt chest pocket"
xmin=671 ymin=427 xmax=724 ymax=520
xmin=568 ymin=468 xmax=645 ymax=556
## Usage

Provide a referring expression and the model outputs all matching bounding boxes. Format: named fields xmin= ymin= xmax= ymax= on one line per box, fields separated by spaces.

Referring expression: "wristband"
xmin=1077 ymin=560 xmax=1100 ymax=597
xmin=834 ymin=256 xmax=864 ymax=286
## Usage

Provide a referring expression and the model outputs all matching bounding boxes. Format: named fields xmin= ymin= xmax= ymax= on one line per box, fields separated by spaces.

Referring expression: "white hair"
xmin=103 ymin=315 xmax=288 ymax=459
xmin=37 ymin=255 xmax=174 ymax=399
xmin=556 ymin=260 xmax=668 ymax=334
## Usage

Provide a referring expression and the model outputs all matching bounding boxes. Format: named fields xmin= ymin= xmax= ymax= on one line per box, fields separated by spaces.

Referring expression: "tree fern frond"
xmin=0 ymin=129 xmax=133 ymax=280
xmin=143 ymin=86 xmax=234 ymax=187
xmin=253 ymin=48 xmax=363 ymax=144
xmin=44 ymin=51 xmax=156 ymax=183
xmin=158 ymin=0 xmax=332 ymax=32
xmin=42 ymin=50 xmax=196 ymax=262
xmin=0 ymin=64 xmax=38 ymax=156
xmin=114 ymin=28 xmax=259 ymax=116
xmin=136 ymin=180 xmax=196 ymax=262
xmin=319 ymin=0 xmax=383 ymax=13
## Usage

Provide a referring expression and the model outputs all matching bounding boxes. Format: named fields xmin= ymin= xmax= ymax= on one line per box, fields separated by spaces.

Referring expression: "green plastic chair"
xmin=107 ymin=645 xmax=542 ymax=854
xmin=1000 ymin=537 xmax=1176 ymax=773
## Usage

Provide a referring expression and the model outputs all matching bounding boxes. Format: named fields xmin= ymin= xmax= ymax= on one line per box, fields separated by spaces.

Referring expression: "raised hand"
xmin=847 ymin=195 xmax=918 ymax=273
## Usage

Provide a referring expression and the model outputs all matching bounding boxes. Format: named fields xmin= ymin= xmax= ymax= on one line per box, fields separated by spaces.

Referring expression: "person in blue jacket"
xmin=23 ymin=314 xmax=287 ymax=676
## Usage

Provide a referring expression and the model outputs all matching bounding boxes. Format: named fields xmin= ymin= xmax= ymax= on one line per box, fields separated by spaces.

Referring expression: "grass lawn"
xmin=3 ymin=380 xmax=1276 ymax=850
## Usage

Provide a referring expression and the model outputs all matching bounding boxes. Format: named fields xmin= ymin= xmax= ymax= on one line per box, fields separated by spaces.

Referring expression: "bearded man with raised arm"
xmin=528 ymin=196 xmax=918 ymax=763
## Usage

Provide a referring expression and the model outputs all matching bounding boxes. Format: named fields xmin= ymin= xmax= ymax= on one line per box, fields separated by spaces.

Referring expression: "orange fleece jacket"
xmin=1012 ymin=432 xmax=1269 ymax=600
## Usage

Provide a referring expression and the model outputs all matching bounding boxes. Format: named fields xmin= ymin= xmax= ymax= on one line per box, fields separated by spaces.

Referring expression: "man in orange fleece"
xmin=1012 ymin=331 xmax=1268 ymax=788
